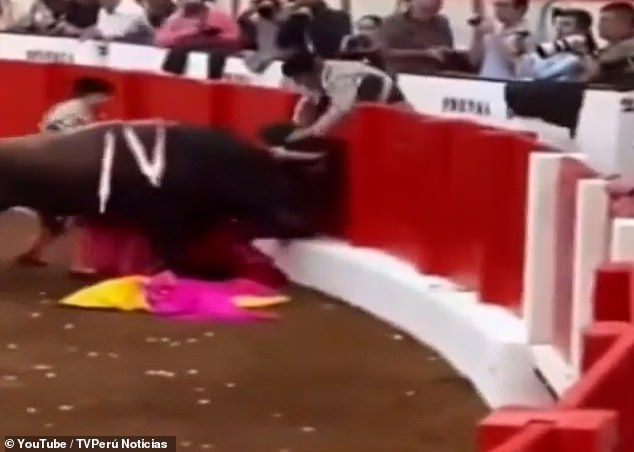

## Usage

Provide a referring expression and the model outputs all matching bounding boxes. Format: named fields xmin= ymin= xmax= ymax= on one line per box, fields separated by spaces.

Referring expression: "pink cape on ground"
xmin=143 ymin=271 xmax=281 ymax=322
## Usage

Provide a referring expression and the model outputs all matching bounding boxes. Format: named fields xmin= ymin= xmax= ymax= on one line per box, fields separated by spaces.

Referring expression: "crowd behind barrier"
xmin=2 ymin=34 xmax=634 ymax=452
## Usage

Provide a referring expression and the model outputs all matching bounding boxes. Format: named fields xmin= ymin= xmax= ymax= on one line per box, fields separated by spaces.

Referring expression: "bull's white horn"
xmin=269 ymin=146 xmax=324 ymax=161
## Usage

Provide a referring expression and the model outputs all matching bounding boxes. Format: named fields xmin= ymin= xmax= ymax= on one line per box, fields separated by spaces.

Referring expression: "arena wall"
xmin=0 ymin=48 xmax=633 ymax=451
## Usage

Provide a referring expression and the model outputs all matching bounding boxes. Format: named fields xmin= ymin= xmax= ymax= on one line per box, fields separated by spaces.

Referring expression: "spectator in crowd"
xmin=469 ymin=0 xmax=532 ymax=79
xmin=0 ymin=0 xmax=8 ymax=29
xmin=155 ymin=0 xmax=239 ymax=49
xmin=1 ymin=0 xmax=54 ymax=32
xmin=379 ymin=0 xmax=454 ymax=75
xmin=339 ymin=14 xmax=386 ymax=70
xmin=238 ymin=0 xmax=287 ymax=72
xmin=395 ymin=0 xmax=410 ymax=13
xmin=1 ymin=0 xmax=32 ymax=30
xmin=141 ymin=0 xmax=174 ymax=28
xmin=81 ymin=0 xmax=154 ymax=43
xmin=585 ymin=1 xmax=634 ymax=83
xmin=52 ymin=0 xmax=100 ymax=36
xmin=16 ymin=0 xmax=100 ymax=36
xmin=277 ymin=0 xmax=351 ymax=58
xmin=0 ymin=0 xmax=99 ymax=36
xmin=517 ymin=8 xmax=597 ymax=81
xmin=280 ymin=52 xmax=410 ymax=142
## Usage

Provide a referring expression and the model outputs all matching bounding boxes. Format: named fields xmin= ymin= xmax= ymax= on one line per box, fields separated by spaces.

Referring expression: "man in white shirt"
xmin=279 ymin=52 xmax=411 ymax=144
xmin=468 ymin=0 xmax=532 ymax=80
xmin=0 ymin=0 xmax=35 ymax=30
xmin=82 ymin=0 xmax=153 ymax=42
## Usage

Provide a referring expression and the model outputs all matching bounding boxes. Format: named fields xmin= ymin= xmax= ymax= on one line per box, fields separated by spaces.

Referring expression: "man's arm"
xmin=292 ymin=95 xmax=319 ymax=127
xmin=303 ymin=78 xmax=356 ymax=136
xmin=532 ymin=54 xmax=583 ymax=80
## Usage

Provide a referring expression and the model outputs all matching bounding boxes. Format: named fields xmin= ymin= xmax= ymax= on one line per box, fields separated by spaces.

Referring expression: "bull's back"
xmin=165 ymin=126 xmax=291 ymax=212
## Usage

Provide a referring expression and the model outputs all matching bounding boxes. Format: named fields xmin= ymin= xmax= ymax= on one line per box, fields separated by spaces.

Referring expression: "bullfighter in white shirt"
xmin=280 ymin=52 xmax=411 ymax=143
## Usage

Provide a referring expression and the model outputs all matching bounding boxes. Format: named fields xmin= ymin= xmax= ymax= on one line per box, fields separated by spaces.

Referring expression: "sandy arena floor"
xmin=0 ymin=211 xmax=488 ymax=452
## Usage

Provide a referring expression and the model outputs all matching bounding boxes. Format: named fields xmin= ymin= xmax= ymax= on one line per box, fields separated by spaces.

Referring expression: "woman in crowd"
xmin=154 ymin=0 xmax=240 ymax=49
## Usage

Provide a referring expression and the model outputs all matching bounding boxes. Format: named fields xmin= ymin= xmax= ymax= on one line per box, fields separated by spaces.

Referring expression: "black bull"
xmin=0 ymin=120 xmax=344 ymax=273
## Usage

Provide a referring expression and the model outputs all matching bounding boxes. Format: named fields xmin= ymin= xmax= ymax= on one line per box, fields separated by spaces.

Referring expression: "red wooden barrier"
xmin=487 ymin=425 xmax=555 ymax=452
xmin=478 ymin=132 xmax=536 ymax=308
xmin=0 ymin=61 xmax=49 ymax=136
xmin=346 ymin=106 xmax=422 ymax=261
xmin=345 ymin=104 xmax=391 ymax=248
xmin=124 ymin=72 xmax=217 ymax=125
xmin=411 ymin=118 xmax=455 ymax=275
xmin=378 ymin=110 xmax=432 ymax=264
xmin=479 ymin=409 xmax=618 ymax=452
xmin=550 ymin=159 xmax=601 ymax=359
xmin=439 ymin=120 xmax=490 ymax=289
xmin=593 ymin=263 xmax=634 ymax=323
xmin=560 ymin=323 xmax=634 ymax=452
xmin=216 ymin=83 xmax=297 ymax=142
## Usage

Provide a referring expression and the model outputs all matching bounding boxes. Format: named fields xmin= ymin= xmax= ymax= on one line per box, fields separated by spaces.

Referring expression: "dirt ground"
xmin=0 ymin=211 xmax=488 ymax=452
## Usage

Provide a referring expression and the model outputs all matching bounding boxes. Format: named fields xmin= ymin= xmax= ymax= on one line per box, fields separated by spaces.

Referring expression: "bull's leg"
xmin=16 ymin=212 xmax=68 ymax=267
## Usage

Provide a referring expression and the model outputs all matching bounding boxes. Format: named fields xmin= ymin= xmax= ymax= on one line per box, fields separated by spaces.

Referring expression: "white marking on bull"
xmin=97 ymin=122 xmax=167 ymax=213
xmin=98 ymin=130 xmax=116 ymax=214
xmin=122 ymin=124 xmax=166 ymax=187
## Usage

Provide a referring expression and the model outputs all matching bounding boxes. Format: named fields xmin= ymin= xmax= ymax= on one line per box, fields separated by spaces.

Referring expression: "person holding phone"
xmin=468 ymin=0 xmax=532 ymax=79
xmin=155 ymin=0 xmax=240 ymax=49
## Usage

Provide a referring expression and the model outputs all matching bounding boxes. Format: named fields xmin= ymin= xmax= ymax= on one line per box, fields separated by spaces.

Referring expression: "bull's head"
xmin=253 ymin=123 xmax=346 ymax=238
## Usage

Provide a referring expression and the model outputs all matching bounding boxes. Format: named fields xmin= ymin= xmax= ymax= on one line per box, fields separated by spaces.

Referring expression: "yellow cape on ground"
xmin=233 ymin=295 xmax=290 ymax=308
xmin=59 ymin=276 xmax=150 ymax=312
